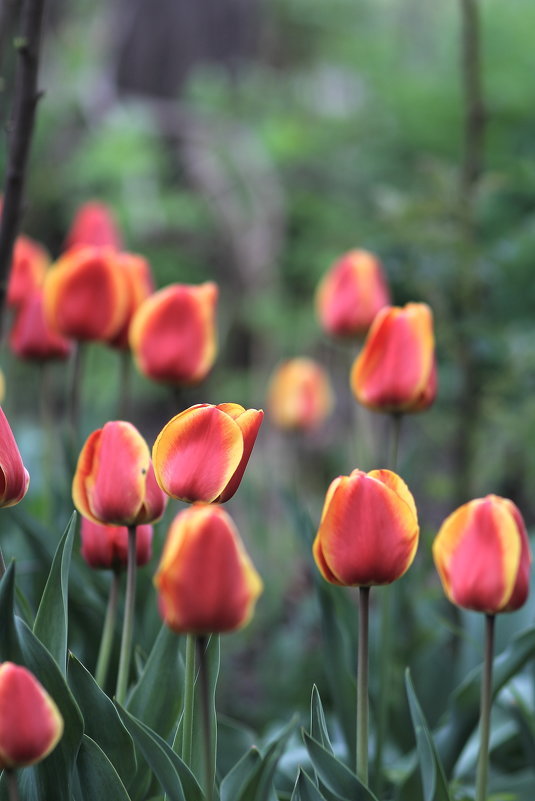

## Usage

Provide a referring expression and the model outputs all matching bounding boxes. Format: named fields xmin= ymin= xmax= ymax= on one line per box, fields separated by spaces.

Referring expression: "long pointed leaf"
xmin=303 ymin=732 xmax=378 ymax=801
xmin=310 ymin=686 xmax=334 ymax=754
xmin=291 ymin=769 xmax=329 ymax=801
xmin=75 ymin=735 xmax=132 ymax=801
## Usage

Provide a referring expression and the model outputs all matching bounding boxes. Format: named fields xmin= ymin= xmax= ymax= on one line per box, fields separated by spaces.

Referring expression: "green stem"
xmin=115 ymin=526 xmax=137 ymax=705
xmin=5 ymin=770 xmax=19 ymax=801
xmin=95 ymin=570 xmax=121 ymax=689
xmin=118 ymin=349 xmax=131 ymax=419
xmin=68 ymin=342 xmax=84 ymax=455
xmin=475 ymin=614 xmax=495 ymax=801
xmin=357 ymin=586 xmax=370 ymax=784
xmin=0 ymin=547 xmax=6 ymax=580
xmin=197 ymin=635 xmax=215 ymax=801
xmin=389 ymin=413 xmax=402 ymax=471
xmin=181 ymin=633 xmax=196 ymax=767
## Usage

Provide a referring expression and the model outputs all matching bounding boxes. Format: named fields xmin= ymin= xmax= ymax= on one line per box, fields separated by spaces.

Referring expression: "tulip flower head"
xmin=0 ymin=663 xmax=63 ymax=769
xmin=108 ymin=252 xmax=154 ymax=349
xmin=351 ymin=302 xmax=437 ymax=413
xmin=129 ymin=282 xmax=218 ymax=386
xmin=316 ymin=249 xmax=391 ymax=337
xmin=10 ymin=290 xmax=73 ymax=362
xmin=7 ymin=236 xmax=49 ymax=309
xmin=268 ymin=357 xmax=334 ymax=431
xmin=153 ymin=403 xmax=263 ymax=504
xmin=433 ymin=495 xmax=531 ymax=614
xmin=64 ymin=201 xmax=122 ymax=252
xmin=73 ymin=421 xmax=167 ymax=526
xmin=155 ymin=504 xmax=263 ymax=634
xmin=313 ymin=468 xmax=419 ymax=586
xmin=0 ymin=407 xmax=30 ymax=508
xmin=80 ymin=517 xmax=153 ymax=570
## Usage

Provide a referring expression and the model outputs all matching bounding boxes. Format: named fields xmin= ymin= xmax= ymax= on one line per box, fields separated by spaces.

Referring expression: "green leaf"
xmin=303 ymin=732 xmax=379 ymax=801
xmin=74 ymin=735 xmax=132 ymax=801
xmin=405 ymin=669 xmax=451 ymax=801
xmin=220 ymin=748 xmax=263 ymax=801
xmin=217 ymin=715 xmax=256 ymax=778
xmin=68 ymin=654 xmax=137 ymax=787
xmin=309 ymin=686 xmax=333 ymax=754
xmin=291 ymin=769 xmax=329 ymax=801
xmin=33 ymin=512 xmax=76 ymax=673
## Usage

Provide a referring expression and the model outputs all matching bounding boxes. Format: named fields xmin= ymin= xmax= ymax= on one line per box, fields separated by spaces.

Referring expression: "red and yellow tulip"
xmin=9 ymin=290 xmax=73 ymax=362
xmin=80 ymin=518 xmax=153 ymax=570
xmin=267 ymin=357 xmax=334 ymax=431
xmin=0 ymin=407 xmax=30 ymax=508
xmin=64 ymin=201 xmax=122 ymax=252
xmin=7 ymin=236 xmax=49 ymax=309
xmin=107 ymin=252 xmax=154 ymax=349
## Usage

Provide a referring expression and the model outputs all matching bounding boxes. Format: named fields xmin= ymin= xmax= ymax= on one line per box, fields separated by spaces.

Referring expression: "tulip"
xmin=7 ymin=236 xmax=49 ymax=309
xmin=64 ymin=201 xmax=122 ymax=252
xmin=153 ymin=403 xmax=263 ymax=504
xmin=155 ymin=504 xmax=263 ymax=634
xmin=267 ymin=357 xmax=334 ymax=431
xmin=107 ymin=252 xmax=154 ymax=349
xmin=9 ymin=290 xmax=73 ymax=362
xmin=316 ymin=249 xmax=391 ymax=337
xmin=432 ymin=495 xmax=531 ymax=614
xmin=350 ymin=302 xmax=437 ymax=413
xmin=0 ymin=407 xmax=30 ymax=508
xmin=80 ymin=518 xmax=153 ymax=570
xmin=313 ymin=468 xmax=419 ymax=586
xmin=0 ymin=663 xmax=63 ymax=768
xmin=72 ymin=421 xmax=167 ymax=526
xmin=129 ymin=282 xmax=218 ymax=385
xmin=43 ymin=246 xmax=130 ymax=342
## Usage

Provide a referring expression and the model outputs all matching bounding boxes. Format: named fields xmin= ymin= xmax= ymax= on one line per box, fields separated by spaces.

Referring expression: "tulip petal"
xmin=216 ymin=405 xmax=264 ymax=502
xmin=0 ymin=407 xmax=30 ymax=508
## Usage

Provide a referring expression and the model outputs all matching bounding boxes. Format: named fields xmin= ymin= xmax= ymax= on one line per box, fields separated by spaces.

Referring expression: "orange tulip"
xmin=154 ymin=504 xmax=263 ymax=634
xmin=350 ymin=302 xmax=437 ymax=413
xmin=129 ymin=282 xmax=218 ymax=385
xmin=0 ymin=663 xmax=63 ymax=768
xmin=80 ymin=517 xmax=153 ymax=570
xmin=316 ymin=249 xmax=391 ymax=337
xmin=73 ymin=421 xmax=167 ymax=526
xmin=43 ymin=246 xmax=130 ymax=342
xmin=9 ymin=290 xmax=73 ymax=362
xmin=7 ymin=236 xmax=49 ymax=309
xmin=107 ymin=252 xmax=154 ymax=349
xmin=153 ymin=403 xmax=263 ymax=504
xmin=0 ymin=407 xmax=30 ymax=508
xmin=64 ymin=201 xmax=122 ymax=252
xmin=267 ymin=358 xmax=334 ymax=431
xmin=433 ymin=495 xmax=531 ymax=614
xmin=313 ymin=469 xmax=419 ymax=586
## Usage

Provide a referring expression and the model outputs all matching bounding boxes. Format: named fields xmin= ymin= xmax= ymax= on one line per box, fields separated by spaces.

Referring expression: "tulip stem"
xmin=118 ymin=350 xmax=131 ymax=419
xmin=115 ymin=525 xmax=137 ymax=705
xmin=197 ymin=635 xmax=215 ymax=801
xmin=476 ymin=614 xmax=495 ymax=801
xmin=68 ymin=342 xmax=85 ymax=454
xmin=95 ymin=569 xmax=120 ymax=689
xmin=389 ymin=413 xmax=402 ymax=471
xmin=357 ymin=586 xmax=370 ymax=785
xmin=5 ymin=770 xmax=19 ymax=801
xmin=181 ymin=633 xmax=196 ymax=768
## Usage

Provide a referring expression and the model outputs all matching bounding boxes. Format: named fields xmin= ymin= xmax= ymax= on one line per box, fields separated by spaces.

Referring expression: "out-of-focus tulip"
xmin=313 ymin=468 xmax=419 ymax=586
xmin=267 ymin=357 xmax=334 ymax=431
xmin=64 ymin=201 xmax=122 ymax=252
xmin=7 ymin=236 xmax=49 ymax=309
xmin=350 ymin=302 xmax=437 ymax=413
xmin=433 ymin=495 xmax=531 ymax=614
xmin=129 ymin=283 xmax=218 ymax=385
xmin=0 ymin=663 xmax=63 ymax=768
xmin=80 ymin=517 xmax=153 ymax=570
xmin=153 ymin=403 xmax=263 ymax=504
xmin=155 ymin=504 xmax=263 ymax=634
xmin=316 ymin=249 xmax=391 ymax=337
xmin=9 ymin=290 xmax=73 ymax=362
xmin=43 ymin=246 xmax=130 ymax=342
xmin=0 ymin=407 xmax=30 ymax=507
xmin=72 ymin=421 xmax=167 ymax=526
xmin=108 ymin=253 xmax=154 ymax=349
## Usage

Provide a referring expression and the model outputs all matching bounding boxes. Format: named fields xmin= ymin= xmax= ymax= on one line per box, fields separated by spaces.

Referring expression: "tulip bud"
xmin=0 ymin=408 xmax=30 ymax=507
xmin=9 ymin=290 xmax=73 ymax=362
xmin=155 ymin=504 xmax=263 ymax=634
xmin=7 ymin=236 xmax=49 ymax=309
xmin=64 ymin=201 xmax=122 ymax=252
xmin=0 ymin=663 xmax=63 ymax=768
xmin=152 ymin=403 xmax=263 ymax=504
xmin=433 ymin=495 xmax=531 ymax=614
xmin=313 ymin=469 xmax=419 ymax=586
xmin=350 ymin=302 xmax=437 ymax=413
xmin=316 ymin=249 xmax=391 ymax=338
xmin=107 ymin=253 xmax=154 ymax=349
xmin=80 ymin=517 xmax=153 ymax=570
xmin=129 ymin=283 xmax=218 ymax=386
xmin=43 ymin=247 xmax=130 ymax=342
xmin=73 ymin=421 xmax=167 ymax=526
xmin=267 ymin=357 xmax=334 ymax=431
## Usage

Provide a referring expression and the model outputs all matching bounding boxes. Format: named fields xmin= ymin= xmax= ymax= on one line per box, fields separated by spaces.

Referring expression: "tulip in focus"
xmin=64 ymin=201 xmax=122 ymax=252
xmin=155 ymin=504 xmax=263 ymax=634
xmin=107 ymin=252 xmax=154 ymax=349
xmin=268 ymin=357 xmax=334 ymax=431
xmin=9 ymin=290 xmax=73 ymax=362
xmin=316 ymin=249 xmax=391 ymax=337
xmin=80 ymin=517 xmax=153 ymax=570
xmin=0 ymin=407 xmax=30 ymax=507
xmin=153 ymin=403 xmax=263 ymax=504
xmin=313 ymin=468 xmax=419 ymax=586
xmin=433 ymin=495 xmax=531 ymax=614
xmin=73 ymin=421 xmax=167 ymax=526
xmin=351 ymin=302 xmax=437 ymax=413
xmin=7 ymin=236 xmax=49 ymax=309
xmin=129 ymin=282 xmax=218 ymax=385
xmin=0 ymin=663 xmax=63 ymax=768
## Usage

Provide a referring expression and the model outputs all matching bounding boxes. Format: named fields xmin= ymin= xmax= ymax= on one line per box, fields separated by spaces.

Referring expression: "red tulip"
xmin=72 ymin=421 xmax=167 ymax=526
xmin=350 ymin=302 xmax=437 ymax=413
xmin=0 ymin=407 xmax=30 ymax=507
xmin=9 ymin=290 xmax=73 ymax=362
xmin=154 ymin=504 xmax=263 ymax=634
xmin=80 ymin=517 xmax=153 ymax=570
xmin=129 ymin=282 xmax=218 ymax=385
xmin=64 ymin=201 xmax=122 ymax=252
xmin=268 ymin=357 xmax=334 ymax=431
xmin=433 ymin=495 xmax=531 ymax=614
xmin=152 ymin=403 xmax=263 ymax=504
xmin=0 ymin=663 xmax=63 ymax=768
xmin=7 ymin=236 xmax=49 ymax=309
xmin=316 ymin=249 xmax=391 ymax=337
xmin=107 ymin=252 xmax=154 ymax=349
xmin=313 ymin=469 xmax=419 ymax=586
